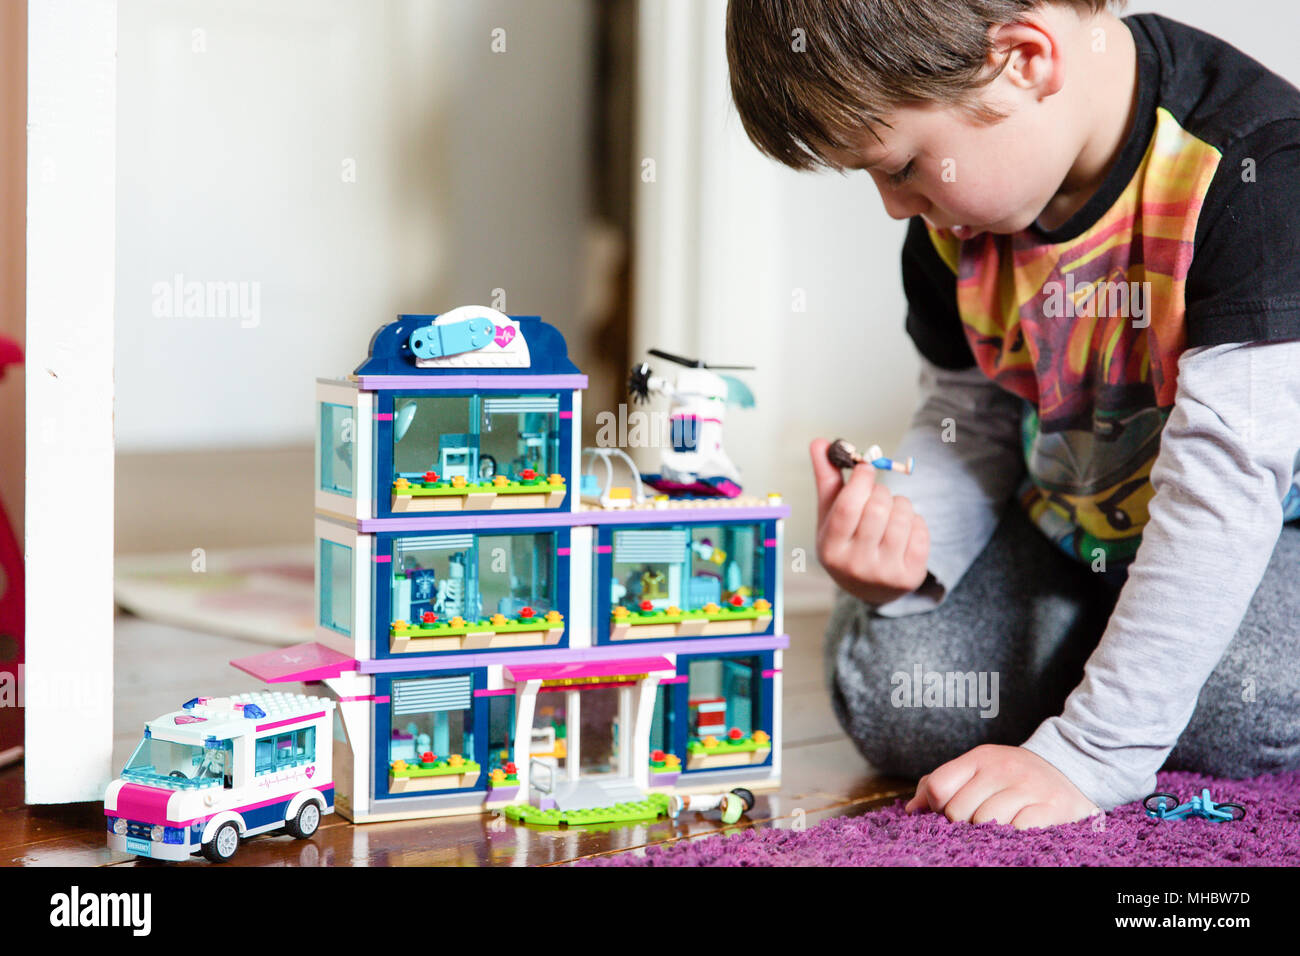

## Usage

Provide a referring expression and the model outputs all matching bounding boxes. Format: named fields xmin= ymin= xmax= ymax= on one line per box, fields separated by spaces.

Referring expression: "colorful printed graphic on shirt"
xmin=929 ymin=108 xmax=1223 ymax=564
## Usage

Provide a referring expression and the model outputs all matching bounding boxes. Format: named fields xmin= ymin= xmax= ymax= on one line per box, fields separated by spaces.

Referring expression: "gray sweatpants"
xmin=826 ymin=506 xmax=1300 ymax=781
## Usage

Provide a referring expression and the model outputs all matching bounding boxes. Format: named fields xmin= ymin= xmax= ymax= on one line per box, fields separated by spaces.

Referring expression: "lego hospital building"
xmin=236 ymin=308 xmax=788 ymax=823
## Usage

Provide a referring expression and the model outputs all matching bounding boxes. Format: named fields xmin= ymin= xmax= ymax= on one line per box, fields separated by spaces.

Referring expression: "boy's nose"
xmin=880 ymin=188 xmax=929 ymax=221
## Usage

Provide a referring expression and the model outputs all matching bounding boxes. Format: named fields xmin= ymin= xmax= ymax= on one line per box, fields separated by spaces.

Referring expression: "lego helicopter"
xmin=627 ymin=348 xmax=755 ymax=498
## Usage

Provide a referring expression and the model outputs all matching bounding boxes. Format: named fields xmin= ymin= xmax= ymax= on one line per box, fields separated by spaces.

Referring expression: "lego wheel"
xmin=1142 ymin=792 xmax=1180 ymax=814
xmin=286 ymin=800 xmax=322 ymax=839
xmin=202 ymin=822 xmax=241 ymax=863
xmin=730 ymin=788 xmax=756 ymax=812
xmin=1216 ymin=802 xmax=1246 ymax=821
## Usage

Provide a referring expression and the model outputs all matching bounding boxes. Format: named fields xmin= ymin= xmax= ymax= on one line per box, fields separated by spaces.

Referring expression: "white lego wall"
xmin=113 ymin=0 xmax=593 ymax=452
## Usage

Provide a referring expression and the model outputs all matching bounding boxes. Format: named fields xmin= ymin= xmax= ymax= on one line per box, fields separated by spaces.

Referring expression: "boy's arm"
xmin=1022 ymin=338 xmax=1300 ymax=809
xmin=870 ymin=357 xmax=1026 ymax=616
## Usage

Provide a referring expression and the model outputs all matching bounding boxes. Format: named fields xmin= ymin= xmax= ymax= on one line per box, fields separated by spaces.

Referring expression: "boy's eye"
xmin=887 ymin=160 xmax=917 ymax=186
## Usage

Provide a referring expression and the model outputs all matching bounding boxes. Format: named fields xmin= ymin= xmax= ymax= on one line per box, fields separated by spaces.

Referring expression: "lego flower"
xmin=730 ymin=593 xmax=745 ymax=607
xmin=651 ymin=749 xmax=665 ymax=763
xmin=391 ymin=620 xmax=407 ymax=630
xmin=666 ymin=605 xmax=681 ymax=615
xmin=504 ymin=762 xmax=517 ymax=775
xmin=544 ymin=610 xmax=562 ymax=624
xmin=520 ymin=468 xmax=537 ymax=481
xmin=450 ymin=616 xmax=466 ymax=627
xmin=639 ymin=600 xmax=653 ymax=612
xmin=489 ymin=769 xmax=505 ymax=784
xmin=664 ymin=754 xmax=681 ymax=767
xmin=519 ymin=607 xmax=534 ymax=619
xmin=452 ymin=475 xmax=467 ymax=488
xmin=751 ymin=730 xmax=770 ymax=745
xmin=728 ymin=727 xmax=743 ymax=741
xmin=702 ymin=603 xmax=720 ymax=614
xmin=448 ymin=754 xmax=464 ymax=768
xmin=752 ymin=598 xmax=771 ymax=612
xmin=490 ymin=613 xmax=507 ymax=626
xmin=424 ymin=470 xmax=439 ymax=483
xmin=702 ymin=736 xmax=718 ymax=748
xmin=548 ymin=473 xmax=564 ymax=484
xmin=393 ymin=478 xmax=410 ymax=489
xmin=421 ymin=751 xmax=437 ymax=764
xmin=391 ymin=760 xmax=407 ymax=772
xmin=422 ymin=611 xmax=438 ymax=624
xmin=612 ymin=606 xmax=629 ymax=619
xmin=492 ymin=474 xmax=509 ymax=487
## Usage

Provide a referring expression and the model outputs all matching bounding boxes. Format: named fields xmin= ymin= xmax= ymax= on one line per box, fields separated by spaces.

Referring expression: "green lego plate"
xmin=503 ymin=792 xmax=671 ymax=827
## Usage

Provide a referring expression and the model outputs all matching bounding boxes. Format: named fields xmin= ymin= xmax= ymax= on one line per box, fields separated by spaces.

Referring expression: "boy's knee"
xmin=829 ymin=621 xmax=1017 ymax=777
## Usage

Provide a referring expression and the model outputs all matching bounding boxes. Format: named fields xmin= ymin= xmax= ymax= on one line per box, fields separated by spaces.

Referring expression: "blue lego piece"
xmin=1143 ymin=788 xmax=1245 ymax=822
xmin=408 ymin=316 xmax=496 ymax=359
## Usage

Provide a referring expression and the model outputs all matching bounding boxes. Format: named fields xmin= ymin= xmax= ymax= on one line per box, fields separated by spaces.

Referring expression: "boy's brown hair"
xmin=726 ymin=0 xmax=1125 ymax=170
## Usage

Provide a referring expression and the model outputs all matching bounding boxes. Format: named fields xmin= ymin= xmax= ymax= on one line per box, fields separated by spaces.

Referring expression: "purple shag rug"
xmin=581 ymin=770 xmax=1300 ymax=866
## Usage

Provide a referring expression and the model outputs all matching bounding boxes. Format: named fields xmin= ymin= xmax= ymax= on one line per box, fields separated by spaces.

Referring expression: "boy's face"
xmin=823 ymin=97 xmax=1081 ymax=240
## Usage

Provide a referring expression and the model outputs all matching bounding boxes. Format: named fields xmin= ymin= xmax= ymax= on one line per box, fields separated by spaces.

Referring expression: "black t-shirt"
xmin=902 ymin=13 xmax=1300 ymax=563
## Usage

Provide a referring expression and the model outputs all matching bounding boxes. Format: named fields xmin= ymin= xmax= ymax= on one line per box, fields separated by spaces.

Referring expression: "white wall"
xmin=114 ymin=0 xmax=592 ymax=452
xmin=634 ymin=0 xmax=1300 ymax=606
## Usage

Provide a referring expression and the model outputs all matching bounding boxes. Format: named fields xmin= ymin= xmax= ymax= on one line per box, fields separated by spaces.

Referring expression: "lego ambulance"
xmin=105 ymin=692 xmax=336 ymax=862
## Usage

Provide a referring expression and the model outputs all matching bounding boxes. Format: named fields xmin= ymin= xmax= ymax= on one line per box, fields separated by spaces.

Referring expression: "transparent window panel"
xmin=649 ymin=683 xmax=675 ymax=755
xmin=320 ymin=540 xmax=353 ymax=635
xmin=488 ymin=696 xmax=516 ymax=772
xmin=391 ymin=394 xmax=561 ymax=486
xmin=687 ymin=656 xmax=760 ymax=739
xmin=389 ymin=707 xmax=473 ymax=763
xmin=319 ymin=402 xmax=354 ymax=496
xmin=390 ymin=532 xmax=554 ymax=625
xmin=611 ymin=524 xmax=766 ymax=612
xmin=531 ymin=696 xmax=566 ymax=776
xmin=578 ymin=686 xmax=620 ymax=776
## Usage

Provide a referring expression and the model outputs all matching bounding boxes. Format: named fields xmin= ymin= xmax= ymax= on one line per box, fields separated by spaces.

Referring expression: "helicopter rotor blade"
xmin=646 ymin=347 xmax=755 ymax=371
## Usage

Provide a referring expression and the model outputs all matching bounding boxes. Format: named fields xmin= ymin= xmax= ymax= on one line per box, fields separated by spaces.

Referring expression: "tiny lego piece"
xmin=668 ymin=787 xmax=756 ymax=825
xmin=827 ymin=438 xmax=914 ymax=476
xmin=1143 ymin=788 xmax=1246 ymax=822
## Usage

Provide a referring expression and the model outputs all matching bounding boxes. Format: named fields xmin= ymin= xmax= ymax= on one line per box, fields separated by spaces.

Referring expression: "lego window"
xmin=649 ymin=683 xmax=675 ymax=755
xmin=319 ymin=402 xmax=354 ymax=496
xmin=390 ymin=531 xmax=555 ymax=628
xmin=610 ymin=525 xmax=769 ymax=634
xmin=388 ymin=676 xmax=479 ymax=786
xmin=255 ymin=727 xmax=316 ymax=775
xmin=122 ymin=737 xmax=233 ymax=791
xmin=319 ymin=539 xmax=353 ymax=635
xmin=389 ymin=394 xmax=564 ymax=511
xmin=688 ymin=657 xmax=760 ymax=740
xmin=487 ymin=695 xmax=516 ymax=775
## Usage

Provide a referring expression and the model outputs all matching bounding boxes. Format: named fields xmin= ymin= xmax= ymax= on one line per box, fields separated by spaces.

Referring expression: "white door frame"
xmin=24 ymin=0 xmax=117 ymax=803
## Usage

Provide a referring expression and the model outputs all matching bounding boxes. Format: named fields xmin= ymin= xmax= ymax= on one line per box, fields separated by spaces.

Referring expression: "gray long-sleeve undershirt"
xmin=871 ymin=339 xmax=1300 ymax=808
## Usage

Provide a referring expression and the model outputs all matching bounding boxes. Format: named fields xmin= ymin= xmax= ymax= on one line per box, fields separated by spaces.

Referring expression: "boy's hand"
xmin=904 ymin=745 xmax=1100 ymax=829
xmin=811 ymin=437 xmax=930 ymax=606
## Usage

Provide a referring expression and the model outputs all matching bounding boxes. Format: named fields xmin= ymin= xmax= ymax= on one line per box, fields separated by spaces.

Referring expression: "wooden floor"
xmin=0 ymin=610 xmax=913 ymax=866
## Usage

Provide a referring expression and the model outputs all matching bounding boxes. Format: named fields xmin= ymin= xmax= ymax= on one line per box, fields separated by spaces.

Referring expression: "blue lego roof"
xmin=354 ymin=312 xmax=581 ymax=377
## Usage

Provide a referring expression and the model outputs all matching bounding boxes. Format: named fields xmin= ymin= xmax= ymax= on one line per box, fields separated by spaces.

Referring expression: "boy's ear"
xmin=986 ymin=19 xmax=1066 ymax=100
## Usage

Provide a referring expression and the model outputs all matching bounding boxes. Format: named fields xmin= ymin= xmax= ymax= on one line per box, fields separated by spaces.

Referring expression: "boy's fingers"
xmin=810 ymin=438 xmax=843 ymax=528
xmin=879 ymin=494 xmax=914 ymax=558
xmin=823 ymin=456 xmax=878 ymax=544
xmin=905 ymin=776 xmax=931 ymax=813
xmin=850 ymin=477 xmax=891 ymax=548
xmin=905 ymin=513 xmax=931 ymax=572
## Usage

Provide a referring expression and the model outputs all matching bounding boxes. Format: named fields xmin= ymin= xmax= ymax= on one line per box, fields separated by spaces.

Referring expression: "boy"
xmin=726 ymin=0 xmax=1300 ymax=827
